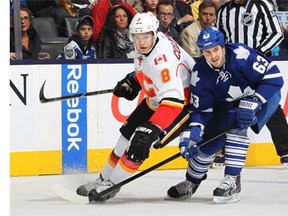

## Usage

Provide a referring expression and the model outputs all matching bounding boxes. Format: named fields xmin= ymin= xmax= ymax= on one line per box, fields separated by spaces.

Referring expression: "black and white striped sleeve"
xmin=257 ymin=0 xmax=284 ymax=53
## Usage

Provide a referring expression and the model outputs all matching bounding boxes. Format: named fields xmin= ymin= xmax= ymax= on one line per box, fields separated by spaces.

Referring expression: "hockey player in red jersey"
xmin=76 ymin=12 xmax=196 ymax=202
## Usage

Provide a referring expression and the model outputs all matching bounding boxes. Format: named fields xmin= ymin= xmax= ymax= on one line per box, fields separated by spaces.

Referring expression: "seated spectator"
xmin=10 ymin=6 xmax=44 ymax=60
xmin=90 ymin=0 xmax=136 ymax=44
xmin=25 ymin=0 xmax=71 ymax=37
xmin=141 ymin=0 xmax=159 ymax=15
xmin=180 ymin=0 xmax=217 ymax=57
xmin=56 ymin=15 xmax=97 ymax=59
xmin=191 ymin=0 xmax=219 ymax=20
xmin=98 ymin=5 xmax=135 ymax=58
xmin=156 ymin=0 xmax=180 ymax=43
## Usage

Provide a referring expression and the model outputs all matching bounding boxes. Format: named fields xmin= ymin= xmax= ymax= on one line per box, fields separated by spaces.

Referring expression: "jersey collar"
xmin=229 ymin=0 xmax=249 ymax=9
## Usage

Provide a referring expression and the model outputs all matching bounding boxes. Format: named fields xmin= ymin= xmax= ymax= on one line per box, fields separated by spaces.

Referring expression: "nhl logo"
xmin=241 ymin=12 xmax=254 ymax=26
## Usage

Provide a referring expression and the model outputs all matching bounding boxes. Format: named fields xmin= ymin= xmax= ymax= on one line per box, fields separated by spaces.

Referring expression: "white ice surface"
xmin=11 ymin=166 xmax=288 ymax=216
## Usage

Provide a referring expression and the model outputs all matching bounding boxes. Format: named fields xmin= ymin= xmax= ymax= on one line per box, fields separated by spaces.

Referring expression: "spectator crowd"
xmin=10 ymin=0 xmax=288 ymax=60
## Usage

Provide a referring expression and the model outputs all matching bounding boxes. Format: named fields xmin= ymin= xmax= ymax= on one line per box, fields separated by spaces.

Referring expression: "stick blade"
xmin=39 ymin=80 xmax=48 ymax=103
xmin=51 ymin=184 xmax=90 ymax=204
xmin=39 ymin=79 xmax=114 ymax=103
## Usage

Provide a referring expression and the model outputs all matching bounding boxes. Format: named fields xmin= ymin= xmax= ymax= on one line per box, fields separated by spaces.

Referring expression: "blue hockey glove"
xmin=237 ymin=97 xmax=262 ymax=129
xmin=113 ymin=71 xmax=141 ymax=101
xmin=179 ymin=126 xmax=203 ymax=161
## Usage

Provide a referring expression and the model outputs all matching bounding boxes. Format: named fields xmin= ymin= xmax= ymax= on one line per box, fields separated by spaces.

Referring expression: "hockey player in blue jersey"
xmin=166 ymin=27 xmax=284 ymax=203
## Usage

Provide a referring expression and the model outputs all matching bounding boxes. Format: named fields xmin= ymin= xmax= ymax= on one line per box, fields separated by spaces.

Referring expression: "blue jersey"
xmin=189 ymin=43 xmax=283 ymax=127
xmin=56 ymin=35 xmax=97 ymax=60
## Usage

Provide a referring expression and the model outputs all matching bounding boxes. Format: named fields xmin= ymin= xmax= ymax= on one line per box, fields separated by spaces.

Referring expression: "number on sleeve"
xmin=191 ymin=93 xmax=199 ymax=108
xmin=252 ymin=55 xmax=269 ymax=74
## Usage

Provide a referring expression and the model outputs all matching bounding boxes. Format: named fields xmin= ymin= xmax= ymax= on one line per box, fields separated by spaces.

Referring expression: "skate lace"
xmin=175 ymin=180 xmax=193 ymax=194
xmin=85 ymin=177 xmax=103 ymax=190
xmin=86 ymin=182 xmax=98 ymax=190
xmin=218 ymin=154 xmax=224 ymax=159
xmin=218 ymin=175 xmax=236 ymax=190
xmin=95 ymin=180 xmax=114 ymax=193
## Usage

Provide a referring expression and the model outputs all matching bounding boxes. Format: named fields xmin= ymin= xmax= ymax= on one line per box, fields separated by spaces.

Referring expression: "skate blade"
xmin=95 ymin=192 xmax=117 ymax=202
xmin=89 ymin=187 xmax=120 ymax=202
xmin=282 ymin=163 xmax=288 ymax=169
xmin=164 ymin=194 xmax=191 ymax=201
xmin=213 ymin=193 xmax=240 ymax=204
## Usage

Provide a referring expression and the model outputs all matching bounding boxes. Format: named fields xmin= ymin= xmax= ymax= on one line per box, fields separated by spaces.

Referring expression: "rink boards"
xmin=10 ymin=59 xmax=288 ymax=176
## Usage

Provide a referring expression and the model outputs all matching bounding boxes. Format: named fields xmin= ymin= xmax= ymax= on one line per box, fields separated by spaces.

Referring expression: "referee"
xmin=217 ymin=0 xmax=283 ymax=54
xmin=215 ymin=0 xmax=288 ymax=167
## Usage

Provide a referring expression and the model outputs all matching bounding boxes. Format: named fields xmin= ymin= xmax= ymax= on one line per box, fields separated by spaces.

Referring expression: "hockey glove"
xmin=127 ymin=122 xmax=162 ymax=163
xmin=113 ymin=71 xmax=141 ymax=101
xmin=179 ymin=126 xmax=202 ymax=161
xmin=237 ymin=97 xmax=262 ymax=129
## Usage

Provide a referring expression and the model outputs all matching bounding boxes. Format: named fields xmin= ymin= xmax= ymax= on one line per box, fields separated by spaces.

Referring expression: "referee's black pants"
xmin=266 ymin=105 xmax=288 ymax=157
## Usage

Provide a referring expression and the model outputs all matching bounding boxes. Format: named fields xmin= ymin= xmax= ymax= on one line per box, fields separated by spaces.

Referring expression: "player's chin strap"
xmin=88 ymin=124 xmax=236 ymax=202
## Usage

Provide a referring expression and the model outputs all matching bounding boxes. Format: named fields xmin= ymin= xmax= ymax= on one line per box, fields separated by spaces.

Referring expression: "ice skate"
xmin=213 ymin=174 xmax=241 ymax=204
xmin=212 ymin=154 xmax=225 ymax=168
xmin=76 ymin=175 xmax=104 ymax=196
xmin=88 ymin=179 xmax=120 ymax=202
xmin=165 ymin=180 xmax=199 ymax=200
xmin=280 ymin=154 xmax=288 ymax=168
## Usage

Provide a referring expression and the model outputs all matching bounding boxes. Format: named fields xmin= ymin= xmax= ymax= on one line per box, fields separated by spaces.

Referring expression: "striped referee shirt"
xmin=216 ymin=0 xmax=283 ymax=54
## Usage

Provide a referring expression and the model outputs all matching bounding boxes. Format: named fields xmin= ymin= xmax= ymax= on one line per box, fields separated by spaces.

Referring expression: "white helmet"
xmin=129 ymin=12 xmax=159 ymax=42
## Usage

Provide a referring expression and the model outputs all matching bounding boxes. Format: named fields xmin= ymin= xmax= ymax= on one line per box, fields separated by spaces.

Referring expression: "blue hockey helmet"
xmin=197 ymin=27 xmax=225 ymax=51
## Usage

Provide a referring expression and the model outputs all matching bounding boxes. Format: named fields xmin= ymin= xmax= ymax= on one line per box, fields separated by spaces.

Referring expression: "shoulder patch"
xmin=154 ymin=54 xmax=167 ymax=66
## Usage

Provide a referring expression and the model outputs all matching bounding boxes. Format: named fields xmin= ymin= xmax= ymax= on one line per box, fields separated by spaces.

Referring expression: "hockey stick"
xmin=88 ymin=128 xmax=230 ymax=202
xmin=39 ymin=80 xmax=114 ymax=103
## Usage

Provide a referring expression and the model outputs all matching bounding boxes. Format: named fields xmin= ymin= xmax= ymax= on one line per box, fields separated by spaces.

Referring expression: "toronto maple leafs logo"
xmin=191 ymin=70 xmax=200 ymax=87
xmin=226 ymin=86 xmax=255 ymax=102
xmin=234 ymin=46 xmax=250 ymax=60
xmin=216 ymin=70 xmax=231 ymax=83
